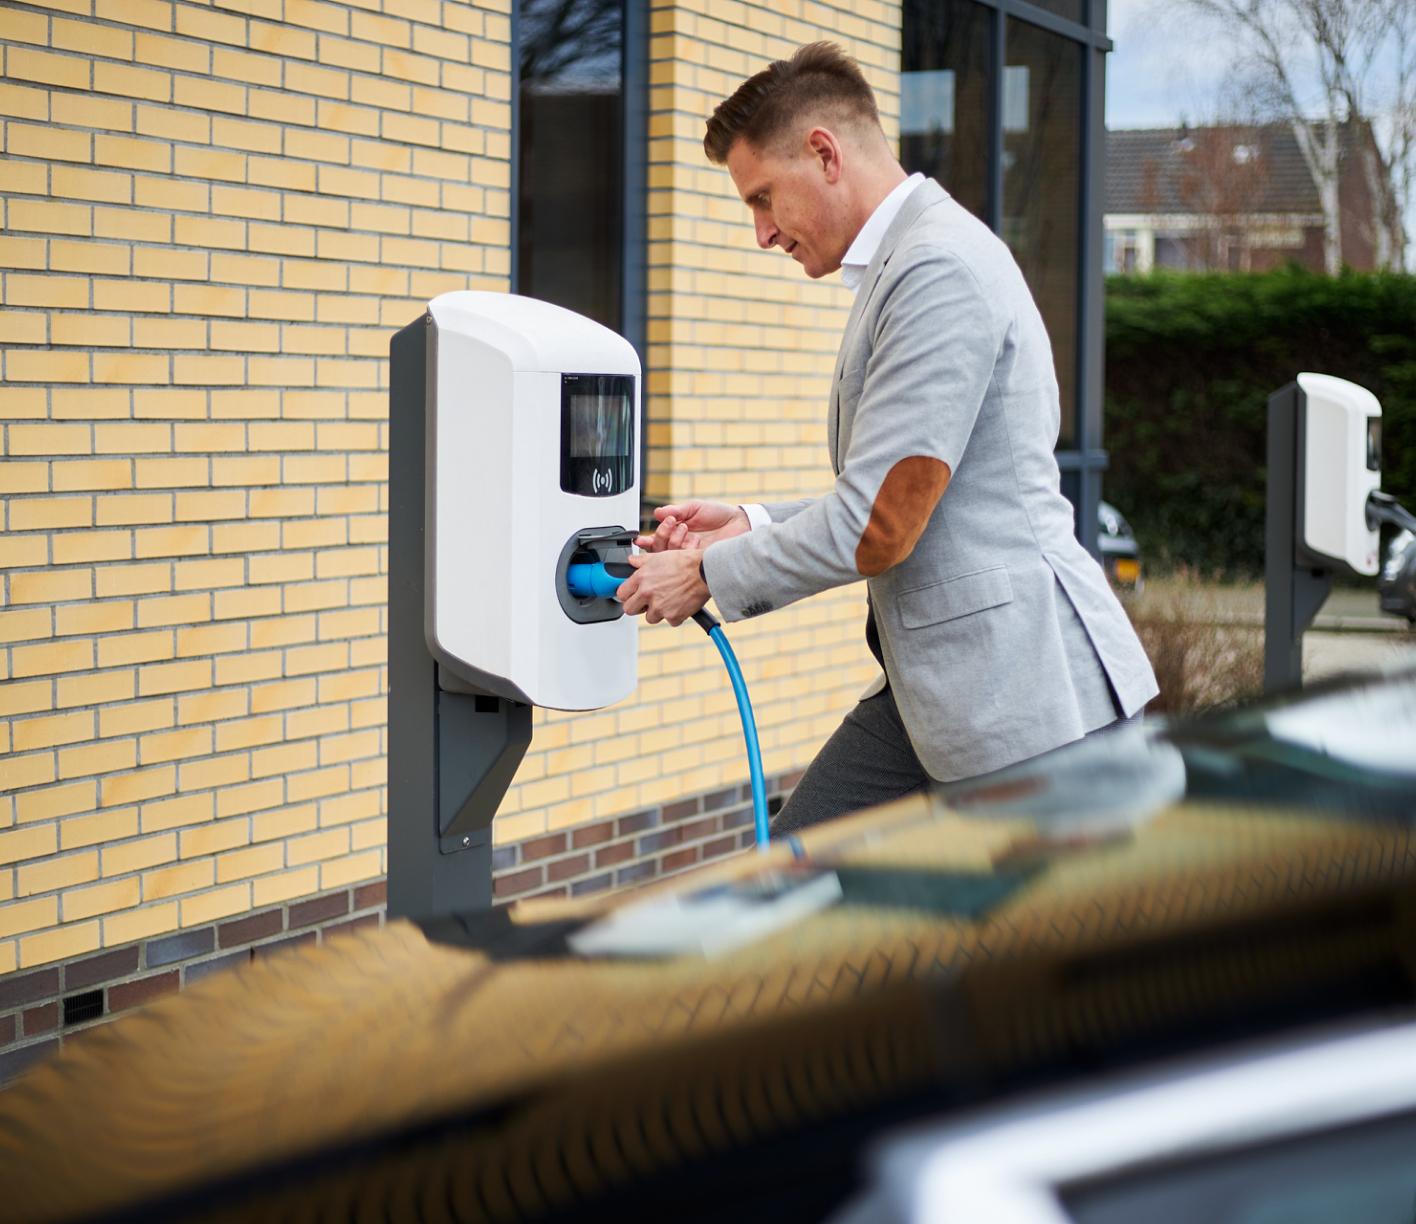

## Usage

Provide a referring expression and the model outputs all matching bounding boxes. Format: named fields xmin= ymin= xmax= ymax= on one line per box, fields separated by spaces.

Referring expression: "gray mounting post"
xmin=387 ymin=315 xmax=531 ymax=922
xmin=1264 ymin=381 xmax=1333 ymax=693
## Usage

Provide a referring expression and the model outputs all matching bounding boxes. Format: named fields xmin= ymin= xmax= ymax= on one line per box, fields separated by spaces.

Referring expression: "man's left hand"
xmin=617 ymin=549 xmax=708 ymax=626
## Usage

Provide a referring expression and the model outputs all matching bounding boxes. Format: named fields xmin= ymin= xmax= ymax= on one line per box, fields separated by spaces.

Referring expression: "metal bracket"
xmin=436 ymin=693 xmax=531 ymax=854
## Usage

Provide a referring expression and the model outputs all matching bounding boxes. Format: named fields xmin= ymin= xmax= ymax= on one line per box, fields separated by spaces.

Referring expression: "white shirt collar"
xmin=840 ymin=173 xmax=925 ymax=294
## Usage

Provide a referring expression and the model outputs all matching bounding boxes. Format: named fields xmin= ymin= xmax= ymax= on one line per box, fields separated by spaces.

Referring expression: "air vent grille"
xmin=62 ymin=990 xmax=104 ymax=1026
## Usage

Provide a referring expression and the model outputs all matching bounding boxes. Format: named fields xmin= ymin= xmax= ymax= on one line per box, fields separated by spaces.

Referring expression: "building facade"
xmin=1105 ymin=121 xmax=1401 ymax=274
xmin=0 ymin=0 xmax=1110 ymax=1077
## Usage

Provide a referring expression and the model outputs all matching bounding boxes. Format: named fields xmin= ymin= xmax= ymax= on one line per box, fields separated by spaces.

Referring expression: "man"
xmin=616 ymin=42 xmax=1158 ymax=831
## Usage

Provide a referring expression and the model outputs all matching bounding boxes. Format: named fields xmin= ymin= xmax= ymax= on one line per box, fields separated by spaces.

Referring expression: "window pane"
xmin=1002 ymin=19 xmax=1082 ymax=447
xmin=518 ymin=0 xmax=623 ymax=330
xmin=900 ymin=0 xmax=991 ymax=221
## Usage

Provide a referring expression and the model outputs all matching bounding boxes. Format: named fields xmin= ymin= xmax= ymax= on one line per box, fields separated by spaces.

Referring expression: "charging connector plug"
xmin=566 ymin=561 xmax=629 ymax=600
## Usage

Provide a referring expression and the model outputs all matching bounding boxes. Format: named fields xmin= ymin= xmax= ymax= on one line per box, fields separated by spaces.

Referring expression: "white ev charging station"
xmin=388 ymin=292 xmax=643 ymax=922
xmin=424 ymin=292 xmax=640 ymax=710
xmin=1264 ymin=373 xmax=1415 ymax=691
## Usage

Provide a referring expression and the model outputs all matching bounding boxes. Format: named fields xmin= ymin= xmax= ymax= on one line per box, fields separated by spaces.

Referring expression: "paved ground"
xmin=1136 ymin=577 xmax=1416 ymax=684
xmin=1145 ymin=579 xmax=1409 ymax=631
xmin=1303 ymin=627 xmax=1416 ymax=681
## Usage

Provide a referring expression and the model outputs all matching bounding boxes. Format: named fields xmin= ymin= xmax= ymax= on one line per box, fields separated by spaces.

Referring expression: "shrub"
xmin=1104 ymin=268 xmax=1416 ymax=578
xmin=1123 ymin=576 xmax=1266 ymax=715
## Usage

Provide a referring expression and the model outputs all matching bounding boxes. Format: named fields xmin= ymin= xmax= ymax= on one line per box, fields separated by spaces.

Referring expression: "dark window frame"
xmin=512 ymin=1 xmax=1107 ymax=546
xmin=510 ymin=0 xmax=648 ymax=507
xmin=906 ymin=0 xmax=1112 ymax=554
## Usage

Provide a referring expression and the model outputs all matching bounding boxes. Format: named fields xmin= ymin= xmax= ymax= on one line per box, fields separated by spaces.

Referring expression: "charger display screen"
xmin=569 ymin=392 xmax=631 ymax=458
xmin=561 ymin=374 xmax=634 ymax=496
xmin=1367 ymin=417 xmax=1381 ymax=472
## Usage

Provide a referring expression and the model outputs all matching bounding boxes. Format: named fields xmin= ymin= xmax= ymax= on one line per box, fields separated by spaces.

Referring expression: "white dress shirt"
xmin=739 ymin=173 xmax=927 ymax=532
xmin=839 ymin=172 xmax=925 ymax=294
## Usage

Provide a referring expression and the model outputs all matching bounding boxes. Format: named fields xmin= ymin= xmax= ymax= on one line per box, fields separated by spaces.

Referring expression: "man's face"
xmin=726 ymin=133 xmax=848 ymax=279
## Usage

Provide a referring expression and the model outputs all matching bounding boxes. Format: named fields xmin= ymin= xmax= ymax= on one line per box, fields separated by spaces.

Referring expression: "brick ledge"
xmin=0 ymin=770 xmax=802 ymax=1084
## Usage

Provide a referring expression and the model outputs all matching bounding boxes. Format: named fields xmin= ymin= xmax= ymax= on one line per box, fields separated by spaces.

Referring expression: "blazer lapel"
xmin=830 ymin=179 xmax=948 ymax=471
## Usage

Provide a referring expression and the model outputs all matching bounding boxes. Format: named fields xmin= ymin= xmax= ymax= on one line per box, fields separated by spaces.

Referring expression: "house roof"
xmin=1105 ymin=124 xmax=1349 ymax=216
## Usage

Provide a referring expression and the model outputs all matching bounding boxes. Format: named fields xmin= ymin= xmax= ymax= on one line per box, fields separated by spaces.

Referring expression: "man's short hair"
xmin=704 ymin=42 xmax=881 ymax=165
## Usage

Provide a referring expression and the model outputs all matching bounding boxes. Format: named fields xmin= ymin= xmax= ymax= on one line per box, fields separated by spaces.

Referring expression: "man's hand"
xmin=617 ymin=548 xmax=708 ymax=626
xmin=635 ymin=501 xmax=749 ymax=552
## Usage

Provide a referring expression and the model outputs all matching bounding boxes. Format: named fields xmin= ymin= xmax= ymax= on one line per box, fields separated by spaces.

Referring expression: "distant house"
xmin=1105 ymin=122 xmax=1399 ymax=273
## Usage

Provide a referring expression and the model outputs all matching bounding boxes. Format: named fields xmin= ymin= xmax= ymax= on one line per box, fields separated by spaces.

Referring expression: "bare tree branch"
xmin=1169 ymin=0 xmax=1411 ymax=268
xmin=519 ymin=0 xmax=621 ymax=88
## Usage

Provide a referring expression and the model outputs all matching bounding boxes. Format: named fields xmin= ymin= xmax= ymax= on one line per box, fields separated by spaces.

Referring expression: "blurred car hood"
xmin=3 ymin=667 xmax=1416 ymax=1221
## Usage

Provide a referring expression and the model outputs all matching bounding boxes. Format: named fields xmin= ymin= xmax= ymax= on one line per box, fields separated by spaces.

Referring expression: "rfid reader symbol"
xmin=592 ymin=468 xmax=611 ymax=494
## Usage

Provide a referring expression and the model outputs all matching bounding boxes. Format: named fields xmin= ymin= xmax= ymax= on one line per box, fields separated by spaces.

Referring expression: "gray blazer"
xmin=702 ymin=179 xmax=1158 ymax=782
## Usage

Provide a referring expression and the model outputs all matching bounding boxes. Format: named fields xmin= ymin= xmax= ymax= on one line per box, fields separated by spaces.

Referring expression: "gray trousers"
xmin=773 ymin=685 xmax=1133 ymax=836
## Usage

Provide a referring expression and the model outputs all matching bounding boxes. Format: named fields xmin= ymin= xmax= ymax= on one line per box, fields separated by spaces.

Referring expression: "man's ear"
xmin=806 ymin=127 xmax=844 ymax=184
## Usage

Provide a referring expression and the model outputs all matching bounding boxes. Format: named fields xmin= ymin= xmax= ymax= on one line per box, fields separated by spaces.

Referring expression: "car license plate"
xmin=1114 ymin=558 xmax=1140 ymax=585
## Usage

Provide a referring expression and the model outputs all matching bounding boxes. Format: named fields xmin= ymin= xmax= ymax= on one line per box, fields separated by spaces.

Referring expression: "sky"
xmin=1105 ymin=0 xmax=1236 ymax=130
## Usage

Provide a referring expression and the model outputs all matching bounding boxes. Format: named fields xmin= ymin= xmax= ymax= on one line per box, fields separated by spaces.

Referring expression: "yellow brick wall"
xmin=1 ymin=0 xmax=901 ymax=972
xmin=0 ymin=0 xmax=511 ymax=972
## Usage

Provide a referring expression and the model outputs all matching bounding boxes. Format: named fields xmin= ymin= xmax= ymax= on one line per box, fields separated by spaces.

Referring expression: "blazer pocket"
xmin=899 ymin=566 xmax=1014 ymax=629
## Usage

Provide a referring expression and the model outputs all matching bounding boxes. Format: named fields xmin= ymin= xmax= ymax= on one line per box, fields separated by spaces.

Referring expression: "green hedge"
xmin=1103 ymin=268 xmax=1416 ymax=577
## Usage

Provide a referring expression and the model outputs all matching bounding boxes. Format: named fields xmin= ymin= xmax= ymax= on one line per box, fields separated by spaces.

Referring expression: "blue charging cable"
xmin=695 ymin=609 xmax=770 ymax=852
xmin=566 ymin=562 xmax=770 ymax=850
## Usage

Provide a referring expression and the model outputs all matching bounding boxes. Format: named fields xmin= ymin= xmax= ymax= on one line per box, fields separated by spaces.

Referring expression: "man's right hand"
xmin=636 ymin=501 xmax=750 ymax=552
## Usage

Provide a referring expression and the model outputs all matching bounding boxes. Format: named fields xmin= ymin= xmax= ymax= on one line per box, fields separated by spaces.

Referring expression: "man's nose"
xmin=754 ymin=213 xmax=779 ymax=250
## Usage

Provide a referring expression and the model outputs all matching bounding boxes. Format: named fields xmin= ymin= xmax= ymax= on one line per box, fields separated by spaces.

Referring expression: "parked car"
xmin=1098 ymin=499 xmax=1142 ymax=592
xmin=1379 ymin=528 xmax=1416 ymax=625
xmin=5 ymin=668 xmax=1415 ymax=1221
xmin=839 ymin=1018 xmax=1416 ymax=1223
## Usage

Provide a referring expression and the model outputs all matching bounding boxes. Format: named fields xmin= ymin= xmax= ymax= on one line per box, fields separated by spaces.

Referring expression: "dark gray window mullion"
xmin=621 ymin=0 xmax=646 ymax=355
xmin=1075 ymin=35 xmax=1091 ymax=446
xmin=995 ymin=0 xmax=1112 ymax=49
xmin=621 ymin=0 xmax=648 ymax=505
xmin=510 ymin=1 xmax=522 ymax=294
xmin=988 ymin=5 xmax=1005 ymax=232
xmin=1076 ymin=37 xmax=1105 ymax=555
